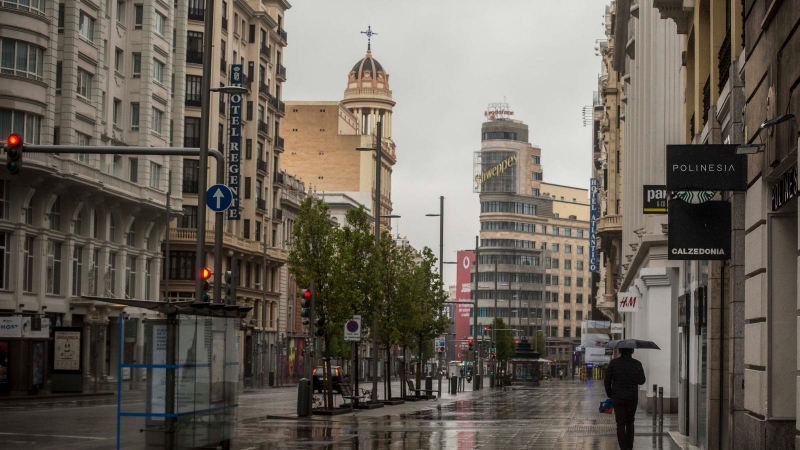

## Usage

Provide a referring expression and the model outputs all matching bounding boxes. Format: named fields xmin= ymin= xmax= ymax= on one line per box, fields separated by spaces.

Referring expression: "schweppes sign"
xmin=476 ymin=155 xmax=517 ymax=185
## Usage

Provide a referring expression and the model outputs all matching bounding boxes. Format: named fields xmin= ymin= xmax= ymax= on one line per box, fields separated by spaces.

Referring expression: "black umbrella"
xmin=605 ymin=339 xmax=661 ymax=350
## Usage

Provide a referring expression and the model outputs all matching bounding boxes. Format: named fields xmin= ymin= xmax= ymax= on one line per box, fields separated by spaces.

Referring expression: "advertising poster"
xmin=53 ymin=329 xmax=82 ymax=372
xmin=582 ymin=320 xmax=611 ymax=364
xmin=0 ymin=317 xmax=22 ymax=338
xmin=455 ymin=250 xmax=475 ymax=359
xmin=22 ymin=317 xmax=51 ymax=339
xmin=150 ymin=324 xmax=168 ymax=419
xmin=0 ymin=341 xmax=9 ymax=386
xmin=32 ymin=342 xmax=44 ymax=387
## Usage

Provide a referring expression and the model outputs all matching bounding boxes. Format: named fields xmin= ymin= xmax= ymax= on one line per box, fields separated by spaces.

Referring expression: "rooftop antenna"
xmin=361 ymin=25 xmax=377 ymax=51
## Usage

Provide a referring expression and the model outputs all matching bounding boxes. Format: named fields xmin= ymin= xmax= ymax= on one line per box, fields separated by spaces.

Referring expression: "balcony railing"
xmin=260 ymin=45 xmax=270 ymax=61
xmin=277 ymin=100 xmax=285 ymax=114
xmin=274 ymin=135 xmax=284 ymax=150
xmin=258 ymin=121 xmax=268 ymax=135
xmin=256 ymin=159 xmax=267 ymax=173
xmin=267 ymin=94 xmax=278 ymax=110
xmin=274 ymin=171 xmax=284 ymax=185
xmin=718 ymin=32 xmax=731 ymax=95
xmin=182 ymin=179 xmax=199 ymax=194
xmin=278 ymin=28 xmax=287 ymax=43
xmin=183 ymin=136 xmax=200 ymax=147
xmin=185 ymin=97 xmax=202 ymax=107
xmin=259 ymin=83 xmax=269 ymax=96
xmin=186 ymin=50 xmax=203 ymax=64
xmin=276 ymin=65 xmax=286 ymax=80
xmin=242 ymin=74 xmax=252 ymax=91
xmin=188 ymin=7 xmax=204 ymax=21
xmin=272 ymin=208 xmax=283 ymax=221
xmin=221 ymin=16 xmax=228 ymax=32
xmin=256 ymin=198 xmax=266 ymax=212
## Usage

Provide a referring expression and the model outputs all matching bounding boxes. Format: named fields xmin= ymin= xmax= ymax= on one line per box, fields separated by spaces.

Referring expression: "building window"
xmin=186 ymin=75 xmax=202 ymax=106
xmin=182 ymin=159 xmax=199 ymax=193
xmin=551 ymin=275 xmax=559 ymax=285
xmin=129 ymin=158 xmax=138 ymax=182
xmin=154 ymin=11 xmax=166 ymax=36
xmin=564 ymin=310 xmax=570 ymax=320
xmin=130 ymin=102 xmax=140 ymax=129
xmin=153 ymin=59 xmax=165 ymax=83
xmin=0 ymin=233 xmax=8 ymax=290
xmin=244 ymin=219 xmax=250 ymax=239
xmin=58 ymin=3 xmax=65 ymax=30
xmin=23 ymin=236 xmax=34 ymax=292
xmin=577 ymin=246 xmax=584 ymax=254
xmin=180 ymin=206 xmax=197 ymax=228
xmin=150 ymin=162 xmax=161 ymax=188
xmin=144 ymin=259 xmax=152 ymax=300
xmin=565 ymin=244 xmax=572 ymax=253
xmin=117 ymin=1 xmax=125 ymax=22
xmin=167 ymin=251 xmax=196 ymax=280
xmin=565 ymin=293 xmax=571 ymax=303
xmin=132 ymin=53 xmax=141 ymax=78
xmin=72 ymin=246 xmax=83 ymax=296
xmin=577 ymin=230 xmax=585 ymax=238
xmin=564 ymin=276 xmax=571 ymax=286
xmin=577 ymin=277 xmax=584 ymax=287
xmin=91 ymin=249 xmax=99 ymax=295
xmin=113 ymin=98 xmax=122 ymax=126
xmin=532 ymin=172 xmax=543 ymax=181
xmin=46 ymin=240 xmax=63 ymax=295
xmin=576 ymin=311 xmax=583 ymax=321
xmin=565 ymin=228 xmax=572 ymax=237
xmin=126 ymin=222 xmax=136 ymax=246
xmin=187 ymin=31 xmax=203 ymax=60
xmin=552 ymin=243 xmax=559 ymax=252
xmin=1 ymin=39 xmax=45 ymax=80
xmin=532 ymin=155 xmax=540 ymax=165
xmin=73 ymin=210 xmax=83 ymax=235
xmin=245 ymin=177 xmax=252 ymax=199
xmin=0 ymin=180 xmax=8 ymax=220
xmin=79 ymin=11 xmax=95 ymax=40
xmin=576 ymin=261 xmax=583 ymax=271
xmin=49 ymin=196 xmax=61 ymax=230
xmin=125 ymin=255 xmax=137 ymax=298
xmin=55 ymin=62 xmax=62 ymax=93
xmin=108 ymin=252 xmax=117 ymax=296
xmin=114 ymin=48 xmax=123 ymax=72
xmin=76 ymin=69 xmax=93 ymax=99
xmin=109 ymin=215 xmax=116 ymax=241
xmin=564 ymin=260 xmax=571 ymax=270
xmin=255 ymin=221 xmax=261 ymax=243
xmin=532 ymin=188 xmax=540 ymax=196
xmin=151 ymin=108 xmax=163 ymax=135
xmin=563 ymin=327 xmax=571 ymax=338
xmin=134 ymin=4 xmax=143 ymax=29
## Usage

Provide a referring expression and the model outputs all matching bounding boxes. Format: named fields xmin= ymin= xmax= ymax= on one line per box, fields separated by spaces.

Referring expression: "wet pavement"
xmin=233 ymin=380 xmax=682 ymax=450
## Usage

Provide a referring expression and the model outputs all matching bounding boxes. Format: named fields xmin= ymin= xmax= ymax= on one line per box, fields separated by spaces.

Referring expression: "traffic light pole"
xmin=24 ymin=145 xmax=226 ymax=302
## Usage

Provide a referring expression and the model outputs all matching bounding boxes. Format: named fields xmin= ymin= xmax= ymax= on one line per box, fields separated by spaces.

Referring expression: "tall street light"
xmin=194 ymin=0 xmax=218 ymax=304
xmin=425 ymin=196 xmax=445 ymax=277
xmin=356 ymin=120 xmax=384 ymax=404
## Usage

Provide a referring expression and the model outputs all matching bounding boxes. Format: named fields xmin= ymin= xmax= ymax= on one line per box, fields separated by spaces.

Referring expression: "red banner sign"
xmin=455 ymin=251 xmax=475 ymax=360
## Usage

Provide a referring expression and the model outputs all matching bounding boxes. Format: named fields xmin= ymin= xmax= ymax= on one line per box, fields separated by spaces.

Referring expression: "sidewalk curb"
xmin=0 ymin=391 xmax=115 ymax=403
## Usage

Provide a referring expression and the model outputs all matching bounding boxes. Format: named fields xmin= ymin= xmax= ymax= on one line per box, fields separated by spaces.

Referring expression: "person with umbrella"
xmin=604 ymin=339 xmax=657 ymax=450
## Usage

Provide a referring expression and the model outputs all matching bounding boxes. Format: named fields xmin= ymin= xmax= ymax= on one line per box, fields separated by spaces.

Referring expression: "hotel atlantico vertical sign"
xmin=589 ymin=178 xmax=599 ymax=273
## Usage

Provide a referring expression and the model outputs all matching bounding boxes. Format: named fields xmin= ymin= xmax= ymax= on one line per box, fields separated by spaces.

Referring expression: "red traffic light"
xmin=7 ymin=133 xmax=21 ymax=147
xmin=468 ymin=338 xmax=473 ymax=344
xmin=302 ymin=289 xmax=311 ymax=299
xmin=200 ymin=267 xmax=212 ymax=279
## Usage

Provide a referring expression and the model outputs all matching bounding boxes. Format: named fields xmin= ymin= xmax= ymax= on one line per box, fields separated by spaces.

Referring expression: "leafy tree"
xmin=493 ymin=317 xmax=516 ymax=361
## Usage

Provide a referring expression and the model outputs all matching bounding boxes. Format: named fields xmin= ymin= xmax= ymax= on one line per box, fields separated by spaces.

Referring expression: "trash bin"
xmin=425 ymin=375 xmax=433 ymax=397
xmin=269 ymin=371 xmax=275 ymax=387
xmin=490 ymin=374 xmax=495 ymax=388
xmin=449 ymin=377 xmax=457 ymax=394
xmin=297 ymin=378 xmax=311 ymax=417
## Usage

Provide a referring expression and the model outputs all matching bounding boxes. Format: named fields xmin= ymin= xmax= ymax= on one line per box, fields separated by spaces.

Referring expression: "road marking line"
xmin=0 ymin=432 xmax=106 ymax=441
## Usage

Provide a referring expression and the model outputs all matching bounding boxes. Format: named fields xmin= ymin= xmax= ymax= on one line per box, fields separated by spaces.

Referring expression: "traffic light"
xmin=482 ymin=326 xmax=488 ymax=335
xmin=300 ymin=288 xmax=312 ymax=327
xmin=224 ymin=270 xmax=235 ymax=303
xmin=4 ymin=133 xmax=23 ymax=175
xmin=315 ymin=317 xmax=325 ymax=336
xmin=200 ymin=267 xmax=212 ymax=302
xmin=468 ymin=338 xmax=474 ymax=351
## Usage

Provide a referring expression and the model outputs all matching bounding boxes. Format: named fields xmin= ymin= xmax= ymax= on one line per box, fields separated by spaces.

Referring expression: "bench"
xmin=338 ymin=382 xmax=370 ymax=408
xmin=406 ymin=379 xmax=437 ymax=399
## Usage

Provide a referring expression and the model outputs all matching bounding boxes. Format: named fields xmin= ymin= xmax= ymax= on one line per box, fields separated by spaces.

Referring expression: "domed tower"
xmin=342 ymin=50 xmax=396 ymax=139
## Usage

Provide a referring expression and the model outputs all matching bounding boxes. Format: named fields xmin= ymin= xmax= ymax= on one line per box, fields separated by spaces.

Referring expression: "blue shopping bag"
xmin=599 ymin=398 xmax=614 ymax=414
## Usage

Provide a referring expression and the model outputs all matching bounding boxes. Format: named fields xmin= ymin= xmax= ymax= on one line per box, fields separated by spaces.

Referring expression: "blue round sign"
xmin=206 ymin=184 xmax=233 ymax=212
xmin=346 ymin=320 xmax=359 ymax=333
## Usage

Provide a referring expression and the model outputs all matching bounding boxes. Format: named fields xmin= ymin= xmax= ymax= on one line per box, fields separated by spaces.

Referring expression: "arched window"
xmin=49 ymin=196 xmax=61 ymax=230
xmin=126 ymin=221 xmax=136 ymax=246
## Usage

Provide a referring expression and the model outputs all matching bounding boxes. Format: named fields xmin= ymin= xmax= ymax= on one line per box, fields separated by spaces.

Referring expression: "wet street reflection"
xmin=233 ymin=381 xmax=681 ymax=450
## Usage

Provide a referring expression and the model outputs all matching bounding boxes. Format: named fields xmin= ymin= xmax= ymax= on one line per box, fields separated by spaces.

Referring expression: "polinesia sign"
xmin=666 ymin=145 xmax=746 ymax=191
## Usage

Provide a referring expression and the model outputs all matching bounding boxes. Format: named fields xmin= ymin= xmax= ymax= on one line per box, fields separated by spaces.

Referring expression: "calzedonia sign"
xmin=772 ymin=165 xmax=798 ymax=211
xmin=668 ymin=200 xmax=731 ymax=260
xmin=666 ymin=145 xmax=746 ymax=191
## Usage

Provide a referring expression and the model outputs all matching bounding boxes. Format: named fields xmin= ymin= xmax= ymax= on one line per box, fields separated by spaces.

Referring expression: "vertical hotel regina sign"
xmin=226 ymin=64 xmax=243 ymax=220
xmin=589 ymin=178 xmax=599 ymax=273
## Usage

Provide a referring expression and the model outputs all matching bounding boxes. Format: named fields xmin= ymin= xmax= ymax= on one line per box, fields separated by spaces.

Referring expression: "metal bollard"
xmin=658 ymin=387 xmax=664 ymax=427
xmin=652 ymin=384 xmax=658 ymax=420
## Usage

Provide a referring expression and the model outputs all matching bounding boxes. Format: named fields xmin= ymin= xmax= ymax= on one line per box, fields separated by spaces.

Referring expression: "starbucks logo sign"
xmin=674 ymin=191 xmax=716 ymax=204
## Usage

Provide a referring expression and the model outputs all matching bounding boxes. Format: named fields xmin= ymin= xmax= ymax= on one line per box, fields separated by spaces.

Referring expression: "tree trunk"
xmin=385 ymin=345 xmax=392 ymax=400
xmin=324 ymin=337 xmax=334 ymax=409
xmin=416 ymin=335 xmax=422 ymax=394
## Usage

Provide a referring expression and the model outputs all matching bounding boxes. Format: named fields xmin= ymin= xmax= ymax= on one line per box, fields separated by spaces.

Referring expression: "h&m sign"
xmin=617 ymin=293 xmax=639 ymax=312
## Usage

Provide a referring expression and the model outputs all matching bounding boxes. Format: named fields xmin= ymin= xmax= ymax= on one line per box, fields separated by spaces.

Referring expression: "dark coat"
xmin=604 ymin=354 xmax=646 ymax=400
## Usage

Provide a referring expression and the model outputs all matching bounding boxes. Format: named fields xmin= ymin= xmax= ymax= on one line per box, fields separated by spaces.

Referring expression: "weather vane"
xmin=361 ymin=25 xmax=377 ymax=51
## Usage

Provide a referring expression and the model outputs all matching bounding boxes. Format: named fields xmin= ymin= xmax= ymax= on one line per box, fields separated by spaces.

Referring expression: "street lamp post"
xmin=356 ymin=120 xmax=384 ymax=404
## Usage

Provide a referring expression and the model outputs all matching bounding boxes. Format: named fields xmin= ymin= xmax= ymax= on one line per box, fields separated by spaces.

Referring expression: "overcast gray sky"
xmin=284 ymin=1 xmax=607 ymax=287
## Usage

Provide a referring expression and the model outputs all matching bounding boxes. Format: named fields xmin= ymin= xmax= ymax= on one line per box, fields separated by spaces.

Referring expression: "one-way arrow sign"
xmin=206 ymin=184 xmax=233 ymax=212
